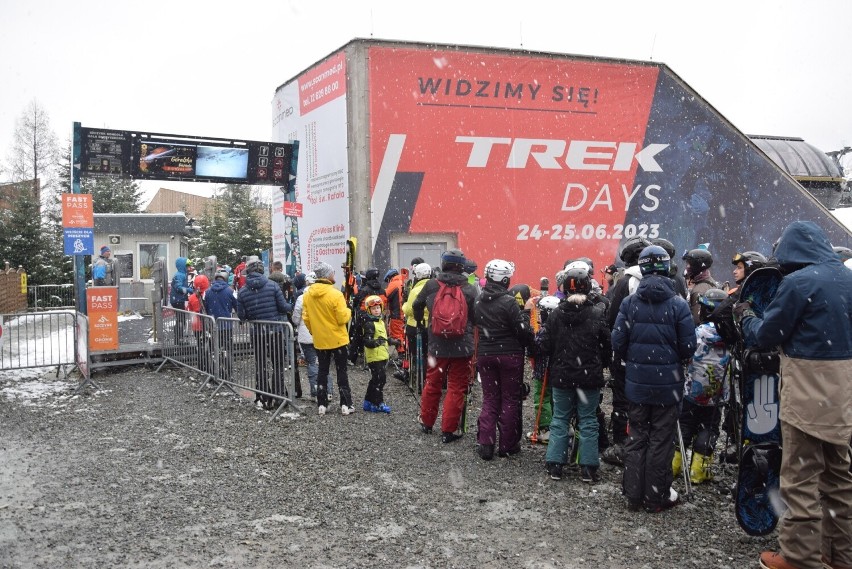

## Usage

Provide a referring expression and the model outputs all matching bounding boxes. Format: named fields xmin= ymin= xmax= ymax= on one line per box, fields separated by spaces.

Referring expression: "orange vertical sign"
xmin=87 ymin=287 xmax=119 ymax=351
xmin=62 ymin=194 xmax=94 ymax=228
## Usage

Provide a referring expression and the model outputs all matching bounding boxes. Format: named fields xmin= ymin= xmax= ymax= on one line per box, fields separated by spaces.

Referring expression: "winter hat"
xmin=313 ymin=262 xmax=334 ymax=280
xmin=100 ymin=246 xmax=111 ymax=255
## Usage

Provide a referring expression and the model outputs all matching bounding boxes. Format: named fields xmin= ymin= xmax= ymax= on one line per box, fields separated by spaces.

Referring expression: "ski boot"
xmin=689 ymin=451 xmax=714 ymax=484
xmin=672 ymin=449 xmax=683 ymax=478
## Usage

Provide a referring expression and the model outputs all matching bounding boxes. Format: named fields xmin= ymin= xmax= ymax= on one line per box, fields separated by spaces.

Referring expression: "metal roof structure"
xmin=749 ymin=135 xmax=843 ymax=182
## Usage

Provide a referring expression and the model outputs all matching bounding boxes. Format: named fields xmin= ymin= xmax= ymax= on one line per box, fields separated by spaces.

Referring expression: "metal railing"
xmin=28 ymin=284 xmax=75 ymax=311
xmin=156 ymin=307 xmax=301 ymax=420
xmin=0 ymin=310 xmax=77 ymax=377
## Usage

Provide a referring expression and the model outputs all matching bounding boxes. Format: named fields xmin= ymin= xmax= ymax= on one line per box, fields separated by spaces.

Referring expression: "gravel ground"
xmin=0 ymin=362 xmax=775 ymax=568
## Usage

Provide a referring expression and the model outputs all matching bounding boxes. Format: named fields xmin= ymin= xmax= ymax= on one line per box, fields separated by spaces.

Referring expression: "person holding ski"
xmin=734 ymin=221 xmax=852 ymax=569
xmin=413 ymin=249 xmax=477 ymax=443
xmin=602 ymin=236 xmax=651 ymax=466
xmin=399 ymin=262 xmax=432 ymax=383
xmin=612 ymin=245 xmax=695 ymax=512
xmin=361 ymin=295 xmax=395 ymax=413
xmin=472 ymin=259 xmax=534 ymax=460
xmin=534 ymin=265 xmax=611 ymax=483
xmin=673 ymin=287 xmax=730 ymax=485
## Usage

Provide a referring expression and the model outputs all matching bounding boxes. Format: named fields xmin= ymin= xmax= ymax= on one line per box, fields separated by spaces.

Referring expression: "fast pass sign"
xmin=86 ymin=288 xmax=119 ymax=351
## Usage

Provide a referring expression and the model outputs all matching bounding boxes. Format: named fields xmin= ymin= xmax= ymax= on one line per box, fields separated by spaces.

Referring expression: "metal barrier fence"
xmin=156 ymin=307 xmax=301 ymax=420
xmin=0 ymin=310 xmax=77 ymax=377
xmin=28 ymin=284 xmax=75 ymax=311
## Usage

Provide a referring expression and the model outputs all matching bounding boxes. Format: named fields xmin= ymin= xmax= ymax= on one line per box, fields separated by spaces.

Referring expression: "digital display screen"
xmin=196 ymin=145 xmax=249 ymax=179
xmin=137 ymin=142 xmax=196 ymax=178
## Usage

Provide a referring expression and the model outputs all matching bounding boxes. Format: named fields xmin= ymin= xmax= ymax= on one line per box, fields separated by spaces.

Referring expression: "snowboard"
xmin=734 ymin=266 xmax=784 ymax=536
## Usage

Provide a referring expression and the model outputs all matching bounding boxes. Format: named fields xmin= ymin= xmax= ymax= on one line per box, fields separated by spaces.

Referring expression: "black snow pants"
xmin=622 ymin=402 xmax=678 ymax=508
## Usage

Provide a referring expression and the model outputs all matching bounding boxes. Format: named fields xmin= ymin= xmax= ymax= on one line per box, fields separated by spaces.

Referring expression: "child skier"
xmin=361 ymin=295 xmax=395 ymax=413
xmin=534 ymin=266 xmax=611 ymax=482
xmin=674 ymin=287 xmax=730 ymax=484
xmin=186 ymin=274 xmax=212 ymax=374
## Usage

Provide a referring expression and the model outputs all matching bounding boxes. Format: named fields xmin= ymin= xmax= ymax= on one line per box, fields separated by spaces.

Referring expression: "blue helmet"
xmin=383 ymin=269 xmax=399 ymax=282
xmin=638 ymin=245 xmax=671 ymax=277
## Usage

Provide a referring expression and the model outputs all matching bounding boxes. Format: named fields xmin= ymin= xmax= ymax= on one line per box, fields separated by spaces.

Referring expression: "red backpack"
xmin=430 ymin=282 xmax=468 ymax=339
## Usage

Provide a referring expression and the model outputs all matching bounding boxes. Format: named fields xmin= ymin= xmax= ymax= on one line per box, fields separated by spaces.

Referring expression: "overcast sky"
xmin=1 ymin=0 xmax=850 ymax=203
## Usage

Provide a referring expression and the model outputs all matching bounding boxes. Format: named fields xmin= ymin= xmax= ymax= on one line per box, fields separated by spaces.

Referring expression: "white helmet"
xmin=413 ymin=262 xmax=432 ymax=280
xmin=538 ymin=295 xmax=560 ymax=311
xmin=484 ymin=259 xmax=515 ymax=283
xmin=564 ymin=260 xmax=591 ymax=272
xmin=305 ymin=271 xmax=317 ymax=285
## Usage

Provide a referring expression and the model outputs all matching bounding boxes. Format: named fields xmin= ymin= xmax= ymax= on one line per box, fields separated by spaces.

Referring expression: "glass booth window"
xmin=139 ymin=243 xmax=168 ymax=279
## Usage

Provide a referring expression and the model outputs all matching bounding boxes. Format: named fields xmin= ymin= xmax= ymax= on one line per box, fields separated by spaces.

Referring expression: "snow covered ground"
xmin=831 ymin=205 xmax=852 ymax=232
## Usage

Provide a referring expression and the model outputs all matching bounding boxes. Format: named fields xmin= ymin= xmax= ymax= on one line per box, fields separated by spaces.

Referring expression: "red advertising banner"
xmin=62 ymin=193 xmax=94 ymax=228
xmin=368 ymin=47 xmax=660 ymax=286
xmin=299 ymin=51 xmax=346 ymax=115
xmin=86 ymin=287 xmax=119 ymax=351
xmin=283 ymin=201 xmax=303 ymax=218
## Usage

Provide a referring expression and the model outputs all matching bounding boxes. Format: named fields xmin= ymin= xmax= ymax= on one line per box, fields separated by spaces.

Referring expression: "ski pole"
xmin=530 ymin=369 xmax=549 ymax=444
xmin=676 ymin=418 xmax=692 ymax=501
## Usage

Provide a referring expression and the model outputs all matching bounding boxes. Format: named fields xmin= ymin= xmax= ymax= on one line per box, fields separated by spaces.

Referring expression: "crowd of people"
xmin=163 ymin=221 xmax=851 ymax=569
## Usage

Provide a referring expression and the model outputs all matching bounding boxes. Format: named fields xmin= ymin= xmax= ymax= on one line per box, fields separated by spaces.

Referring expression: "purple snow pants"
xmin=476 ymin=353 xmax=525 ymax=455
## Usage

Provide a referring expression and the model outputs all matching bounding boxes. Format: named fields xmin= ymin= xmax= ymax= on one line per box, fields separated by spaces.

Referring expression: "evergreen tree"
xmin=195 ymin=184 xmax=270 ymax=267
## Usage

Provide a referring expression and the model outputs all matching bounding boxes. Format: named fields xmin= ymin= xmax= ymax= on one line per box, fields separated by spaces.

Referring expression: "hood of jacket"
xmin=479 ymin=282 xmax=511 ymax=303
xmin=245 ymin=272 xmax=270 ymax=291
xmin=292 ymin=273 xmax=306 ymax=290
xmin=635 ymin=274 xmax=677 ymax=304
xmin=305 ymin=281 xmax=335 ymax=300
xmin=773 ymin=220 xmax=836 ymax=269
xmin=210 ymin=279 xmax=231 ymax=293
xmin=437 ymin=271 xmax=468 ymax=286
xmin=175 ymin=257 xmax=187 ymax=273
xmin=557 ymin=294 xmax=595 ymax=323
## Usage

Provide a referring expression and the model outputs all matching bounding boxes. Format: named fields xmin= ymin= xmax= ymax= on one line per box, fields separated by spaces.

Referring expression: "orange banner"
xmin=87 ymin=287 xmax=119 ymax=351
xmin=62 ymin=194 xmax=94 ymax=228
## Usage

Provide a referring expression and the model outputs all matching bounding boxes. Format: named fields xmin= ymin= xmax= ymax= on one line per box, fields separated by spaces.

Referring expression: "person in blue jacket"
xmin=204 ymin=270 xmax=239 ymax=381
xmin=237 ymin=256 xmax=293 ymax=410
xmin=735 ymin=221 xmax=852 ymax=569
xmin=169 ymin=257 xmax=193 ymax=344
xmin=612 ymin=245 xmax=695 ymax=513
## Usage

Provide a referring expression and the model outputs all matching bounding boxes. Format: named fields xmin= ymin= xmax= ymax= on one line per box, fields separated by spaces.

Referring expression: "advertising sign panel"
xmin=62 ymin=193 xmax=94 ymax=228
xmin=272 ymin=51 xmax=348 ymax=278
xmin=63 ymin=228 xmax=94 ymax=256
xmin=86 ymin=287 xmax=119 ymax=351
xmin=367 ymin=47 xmax=850 ymax=286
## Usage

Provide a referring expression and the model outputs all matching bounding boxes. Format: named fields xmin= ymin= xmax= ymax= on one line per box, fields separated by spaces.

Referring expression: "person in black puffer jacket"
xmin=473 ymin=259 xmax=534 ymax=460
xmin=612 ymin=246 xmax=695 ymax=513
xmin=535 ymin=266 xmax=611 ymax=483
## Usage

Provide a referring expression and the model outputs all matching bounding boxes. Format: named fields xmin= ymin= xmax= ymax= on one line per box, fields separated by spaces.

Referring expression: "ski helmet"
xmin=305 ymin=271 xmax=317 ymax=285
xmin=638 ymin=245 xmax=671 ymax=277
xmin=832 ymin=246 xmax=852 ymax=263
xmin=554 ymin=270 xmax=568 ymax=291
xmin=698 ymin=288 xmax=727 ymax=310
xmin=508 ymin=284 xmax=531 ymax=307
xmin=483 ymin=259 xmax=514 ymax=285
xmin=365 ymin=267 xmax=380 ymax=281
xmin=464 ymin=259 xmax=478 ymax=275
xmin=413 ymin=263 xmax=432 ymax=280
xmin=619 ymin=237 xmax=652 ymax=266
xmin=651 ymin=238 xmax=676 ymax=258
xmin=538 ymin=295 xmax=560 ymax=310
xmin=245 ymin=255 xmax=263 ymax=274
xmin=364 ymin=295 xmax=384 ymax=310
xmin=215 ymin=270 xmax=229 ymax=281
xmin=441 ymin=249 xmax=466 ymax=273
xmin=383 ymin=269 xmax=399 ymax=282
xmin=575 ymin=256 xmax=594 ymax=273
xmin=682 ymin=248 xmax=713 ymax=276
xmin=564 ymin=260 xmax=591 ymax=273
xmin=561 ymin=266 xmax=592 ymax=295
xmin=410 ymin=256 xmax=425 ymax=266
xmin=731 ymin=251 xmax=767 ymax=276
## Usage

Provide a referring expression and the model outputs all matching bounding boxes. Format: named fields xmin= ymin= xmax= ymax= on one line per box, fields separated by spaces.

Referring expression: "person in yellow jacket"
xmin=302 ymin=261 xmax=353 ymax=416
xmin=361 ymin=295 xmax=396 ymax=413
xmin=399 ymin=263 xmax=432 ymax=382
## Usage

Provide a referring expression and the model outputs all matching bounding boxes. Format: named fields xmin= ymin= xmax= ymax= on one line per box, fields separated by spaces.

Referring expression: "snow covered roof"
xmin=93 ymin=213 xmax=193 ymax=235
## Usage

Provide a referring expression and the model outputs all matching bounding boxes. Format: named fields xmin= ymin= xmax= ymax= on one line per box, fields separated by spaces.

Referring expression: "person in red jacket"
xmin=384 ymin=269 xmax=406 ymax=357
xmin=186 ymin=274 xmax=212 ymax=374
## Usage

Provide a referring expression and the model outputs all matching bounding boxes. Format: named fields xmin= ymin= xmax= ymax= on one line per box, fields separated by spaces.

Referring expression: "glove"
xmin=733 ymin=301 xmax=755 ymax=324
xmin=388 ymin=338 xmax=401 ymax=347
